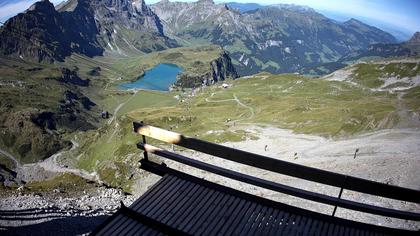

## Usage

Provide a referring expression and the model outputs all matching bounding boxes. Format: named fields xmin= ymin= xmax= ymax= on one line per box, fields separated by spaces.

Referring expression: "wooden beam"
xmin=134 ymin=121 xmax=182 ymax=144
xmin=133 ymin=122 xmax=420 ymax=204
xmin=138 ymin=143 xmax=420 ymax=221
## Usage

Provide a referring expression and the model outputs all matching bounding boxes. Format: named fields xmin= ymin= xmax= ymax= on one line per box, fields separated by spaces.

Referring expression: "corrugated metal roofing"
xmin=93 ymin=170 xmax=411 ymax=236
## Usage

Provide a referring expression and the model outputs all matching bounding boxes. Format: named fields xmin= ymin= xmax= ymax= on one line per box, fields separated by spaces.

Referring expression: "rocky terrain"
xmin=0 ymin=0 xmax=239 ymax=165
xmin=0 ymin=0 xmax=176 ymax=62
xmin=0 ymin=182 xmax=136 ymax=235
xmin=0 ymin=61 xmax=101 ymax=164
xmin=151 ymin=0 xmax=396 ymax=75
xmin=2 ymin=124 xmax=419 ymax=234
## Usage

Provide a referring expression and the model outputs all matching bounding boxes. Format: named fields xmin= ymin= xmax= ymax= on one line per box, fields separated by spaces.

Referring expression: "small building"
xmin=101 ymin=111 xmax=109 ymax=119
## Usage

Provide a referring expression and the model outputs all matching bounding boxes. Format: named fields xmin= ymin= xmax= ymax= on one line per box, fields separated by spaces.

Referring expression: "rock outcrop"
xmin=175 ymin=51 xmax=238 ymax=88
xmin=207 ymin=51 xmax=239 ymax=85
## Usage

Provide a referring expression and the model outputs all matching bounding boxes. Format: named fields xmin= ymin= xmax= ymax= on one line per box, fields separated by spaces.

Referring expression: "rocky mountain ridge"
xmin=176 ymin=50 xmax=238 ymax=88
xmin=341 ymin=31 xmax=420 ymax=62
xmin=0 ymin=0 xmax=399 ymax=74
xmin=0 ymin=0 xmax=102 ymax=62
xmin=408 ymin=32 xmax=420 ymax=45
xmin=0 ymin=0 xmax=176 ymax=62
xmin=151 ymin=0 xmax=397 ymax=75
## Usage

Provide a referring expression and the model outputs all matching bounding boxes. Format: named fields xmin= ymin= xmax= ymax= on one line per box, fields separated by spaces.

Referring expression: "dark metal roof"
xmin=92 ymin=163 xmax=415 ymax=236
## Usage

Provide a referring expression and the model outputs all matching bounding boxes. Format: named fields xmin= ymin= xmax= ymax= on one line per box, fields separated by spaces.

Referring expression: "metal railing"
xmin=133 ymin=121 xmax=420 ymax=222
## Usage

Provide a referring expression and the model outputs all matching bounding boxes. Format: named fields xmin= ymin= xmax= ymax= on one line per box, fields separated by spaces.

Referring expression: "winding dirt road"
xmin=205 ymin=93 xmax=255 ymax=123
xmin=11 ymin=139 xmax=98 ymax=183
xmin=107 ymin=90 xmax=138 ymax=143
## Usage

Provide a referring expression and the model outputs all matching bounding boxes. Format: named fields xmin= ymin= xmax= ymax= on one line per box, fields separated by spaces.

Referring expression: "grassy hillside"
xmin=0 ymin=57 xmax=101 ymax=164
xmin=352 ymin=62 xmax=420 ymax=88
xmin=96 ymin=45 xmax=224 ymax=83
xmin=74 ymin=60 xmax=420 ymax=191
xmin=128 ymin=73 xmax=399 ymax=138
xmin=0 ymin=44 xmax=226 ymax=167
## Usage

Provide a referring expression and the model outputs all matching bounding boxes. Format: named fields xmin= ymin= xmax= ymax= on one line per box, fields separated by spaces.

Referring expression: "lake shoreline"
xmin=119 ymin=63 xmax=184 ymax=92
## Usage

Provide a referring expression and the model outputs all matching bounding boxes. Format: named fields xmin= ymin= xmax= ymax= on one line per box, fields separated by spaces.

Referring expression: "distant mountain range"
xmin=225 ymin=2 xmax=412 ymax=42
xmin=152 ymin=0 xmax=396 ymax=75
xmin=224 ymin=2 xmax=262 ymax=13
xmin=341 ymin=32 xmax=420 ymax=62
xmin=0 ymin=0 xmax=401 ymax=76
xmin=225 ymin=2 xmax=313 ymax=14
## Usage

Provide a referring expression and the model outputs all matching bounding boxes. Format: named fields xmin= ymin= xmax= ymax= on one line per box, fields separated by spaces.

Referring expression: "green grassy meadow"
xmin=1 ymin=47 xmax=419 ymax=192
xmin=73 ymin=62 xmax=420 ymax=191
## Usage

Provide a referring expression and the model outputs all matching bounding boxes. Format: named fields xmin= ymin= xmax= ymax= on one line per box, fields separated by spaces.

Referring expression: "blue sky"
xmin=0 ymin=0 xmax=419 ymax=40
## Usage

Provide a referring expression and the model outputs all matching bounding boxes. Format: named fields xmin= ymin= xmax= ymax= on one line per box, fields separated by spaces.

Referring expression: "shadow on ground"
xmin=0 ymin=208 xmax=109 ymax=236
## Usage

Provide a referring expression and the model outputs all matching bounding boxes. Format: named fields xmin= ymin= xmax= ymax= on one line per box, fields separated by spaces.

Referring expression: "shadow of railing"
xmin=0 ymin=207 xmax=109 ymax=236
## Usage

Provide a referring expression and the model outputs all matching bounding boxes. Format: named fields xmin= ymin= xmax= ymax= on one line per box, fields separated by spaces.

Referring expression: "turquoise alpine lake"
xmin=119 ymin=63 xmax=184 ymax=91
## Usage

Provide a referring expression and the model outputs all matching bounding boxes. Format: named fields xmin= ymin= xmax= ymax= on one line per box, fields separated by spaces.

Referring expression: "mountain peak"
xmin=132 ymin=0 xmax=149 ymax=13
xmin=198 ymin=0 xmax=215 ymax=4
xmin=408 ymin=32 xmax=420 ymax=44
xmin=27 ymin=0 xmax=55 ymax=12
xmin=344 ymin=18 xmax=363 ymax=25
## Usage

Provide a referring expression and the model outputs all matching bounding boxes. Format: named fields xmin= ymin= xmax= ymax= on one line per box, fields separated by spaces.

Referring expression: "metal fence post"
xmin=332 ymin=176 xmax=348 ymax=217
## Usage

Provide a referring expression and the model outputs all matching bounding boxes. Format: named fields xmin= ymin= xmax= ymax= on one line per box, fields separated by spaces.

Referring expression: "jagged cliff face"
xmin=0 ymin=0 xmax=176 ymax=62
xmin=78 ymin=0 xmax=177 ymax=55
xmin=176 ymin=50 xmax=238 ymax=88
xmin=151 ymin=0 xmax=248 ymax=40
xmin=81 ymin=0 xmax=164 ymax=37
xmin=207 ymin=51 xmax=239 ymax=85
xmin=0 ymin=0 xmax=102 ymax=62
xmin=151 ymin=0 xmax=397 ymax=75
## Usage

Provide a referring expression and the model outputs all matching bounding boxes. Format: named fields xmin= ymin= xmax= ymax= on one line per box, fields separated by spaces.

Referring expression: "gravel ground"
xmin=0 ymin=187 xmax=136 ymax=235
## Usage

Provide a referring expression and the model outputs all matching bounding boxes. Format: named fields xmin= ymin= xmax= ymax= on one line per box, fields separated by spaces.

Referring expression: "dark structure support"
xmin=332 ymin=176 xmax=348 ymax=217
